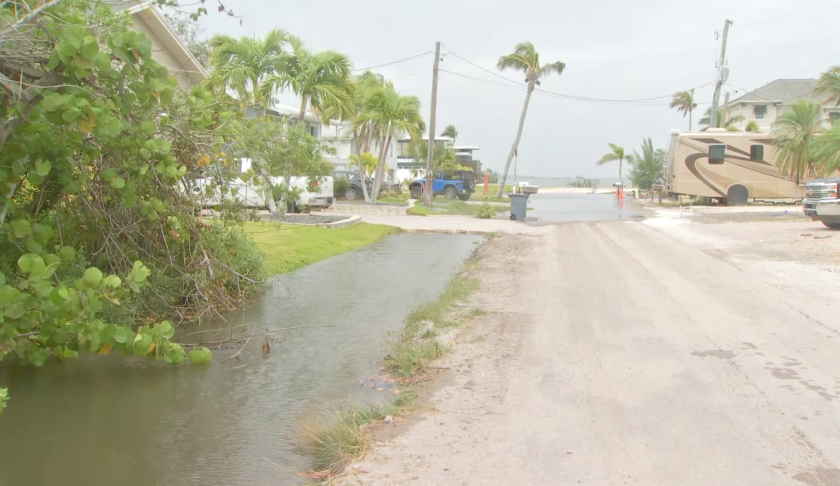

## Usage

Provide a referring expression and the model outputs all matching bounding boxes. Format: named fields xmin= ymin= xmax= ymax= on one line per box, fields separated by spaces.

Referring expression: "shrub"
xmin=334 ymin=178 xmax=350 ymax=197
xmin=474 ymin=202 xmax=497 ymax=219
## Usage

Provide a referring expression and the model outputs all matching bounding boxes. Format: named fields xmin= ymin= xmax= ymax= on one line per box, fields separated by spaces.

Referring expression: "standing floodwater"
xmin=0 ymin=233 xmax=481 ymax=486
xmin=527 ymin=192 xmax=642 ymax=222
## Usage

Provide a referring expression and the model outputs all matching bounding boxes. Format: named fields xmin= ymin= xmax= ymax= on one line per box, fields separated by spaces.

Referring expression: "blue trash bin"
xmin=508 ymin=193 xmax=529 ymax=221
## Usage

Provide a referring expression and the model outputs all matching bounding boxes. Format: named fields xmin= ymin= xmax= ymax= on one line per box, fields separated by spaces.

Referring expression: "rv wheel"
xmin=726 ymin=184 xmax=749 ymax=206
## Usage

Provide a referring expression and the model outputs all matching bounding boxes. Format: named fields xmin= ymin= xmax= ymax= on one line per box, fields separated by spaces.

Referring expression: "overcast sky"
xmin=201 ymin=0 xmax=838 ymax=178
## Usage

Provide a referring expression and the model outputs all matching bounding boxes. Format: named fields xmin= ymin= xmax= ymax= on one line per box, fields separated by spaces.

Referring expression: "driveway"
xmin=344 ymin=220 xmax=840 ymax=485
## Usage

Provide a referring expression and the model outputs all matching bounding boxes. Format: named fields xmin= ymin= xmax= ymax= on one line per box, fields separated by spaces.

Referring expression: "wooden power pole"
xmin=721 ymin=92 xmax=731 ymax=129
xmin=424 ymin=42 xmax=441 ymax=206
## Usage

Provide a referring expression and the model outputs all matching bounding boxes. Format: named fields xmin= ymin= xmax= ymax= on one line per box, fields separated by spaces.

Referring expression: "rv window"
xmin=750 ymin=145 xmax=764 ymax=161
xmin=754 ymin=105 xmax=766 ymax=120
xmin=708 ymin=144 xmax=726 ymax=164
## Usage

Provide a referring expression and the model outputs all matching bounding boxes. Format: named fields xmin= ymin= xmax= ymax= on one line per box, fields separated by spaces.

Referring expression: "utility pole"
xmin=720 ymin=92 xmax=730 ymax=130
xmin=710 ymin=19 xmax=732 ymax=129
xmin=424 ymin=42 xmax=441 ymax=206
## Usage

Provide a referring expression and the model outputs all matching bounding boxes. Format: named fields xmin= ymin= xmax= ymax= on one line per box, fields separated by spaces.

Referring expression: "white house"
xmin=725 ymin=79 xmax=840 ymax=132
xmin=114 ymin=1 xmax=207 ymax=91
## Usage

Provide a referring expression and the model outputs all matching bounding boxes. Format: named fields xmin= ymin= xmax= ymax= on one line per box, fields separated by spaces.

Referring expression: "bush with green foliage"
xmin=0 ymin=0 xmax=263 ymax=409
xmin=628 ymin=138 xmax=666 ymax=190
xmin=474 ymin=202 xmax=497 ymax=219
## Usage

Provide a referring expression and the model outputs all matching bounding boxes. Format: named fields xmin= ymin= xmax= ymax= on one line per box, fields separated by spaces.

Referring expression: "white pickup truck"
xmin=803 ymin=177 xmax=840 ymax=229
xmin=193 ymin=176 xmax=334 ymax=209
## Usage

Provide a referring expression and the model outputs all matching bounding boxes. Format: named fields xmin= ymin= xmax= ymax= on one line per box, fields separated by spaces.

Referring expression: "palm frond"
xmin=497 ymin=53 xmax=532 ymax=73
xmin=815 ymin=66 xmax=840 ymax=106
xmin=540 ymin=61 xmax=566 ymax=78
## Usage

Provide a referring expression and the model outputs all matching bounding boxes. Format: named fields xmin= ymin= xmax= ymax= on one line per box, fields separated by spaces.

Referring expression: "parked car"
xmin=803 ymin=177 xmax=840 ymax=229
xmin=408 ymin=170 xmax=476 ymax=201
xmin=334 ymin=170 xmax=400 ymax=201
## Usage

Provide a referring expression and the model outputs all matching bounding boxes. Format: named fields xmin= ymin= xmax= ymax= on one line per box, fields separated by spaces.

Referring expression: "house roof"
xmin=729 ymin=79 xmax=818 ymax=104
xmin=112 ymin=1 xmax=207 ymax=85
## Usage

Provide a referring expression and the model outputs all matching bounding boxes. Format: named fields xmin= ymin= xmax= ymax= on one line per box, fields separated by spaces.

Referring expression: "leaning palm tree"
xmin=597 ymin=143 xmax=626 ymax=186
xmin=698 ymin=107 xmax=745 ymax=131
xmin=494 ymin=42 xmax=566 ymax=198
xmin=261 ymin=36 xmax=353 ymax=123
xmin=441 ymin=124 xmax=458 ymax=143
xmin=815 ymin=66 xmax=840 ymax=106
xmin=355 ymin=86 xmax=425 ymax=203
xmin=670 ymin=89 xmax=697 ymax=131
xmin=812 ymin=123 xmax=840 ymax=174
xmin=773 ymin=99 xmax=824 ymax=184
xmin=207 ymin=29 xmax=288 ymax=107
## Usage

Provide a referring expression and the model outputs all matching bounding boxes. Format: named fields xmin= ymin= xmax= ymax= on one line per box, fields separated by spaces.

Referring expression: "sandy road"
xmin=343 ymin=220 xmax=840 ymax=485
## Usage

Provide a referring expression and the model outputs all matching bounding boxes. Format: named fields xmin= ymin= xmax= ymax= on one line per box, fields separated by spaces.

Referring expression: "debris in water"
xmin=384 ymin=415 xmax=393 ymax=424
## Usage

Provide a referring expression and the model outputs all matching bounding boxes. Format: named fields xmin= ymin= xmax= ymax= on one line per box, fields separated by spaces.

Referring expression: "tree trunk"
xmin=619 ymin=157 xmax=623 ymax=187
xmin=298 ymin=94 xmax=309 ymax=123
xmin=0 ymin=182 xmax=18 ymax=228
xmin=370 ymin=131 xmax=388 ymax=203
xmin=352 ymin=131 xmax=371 ymax=202
xmin=495 ymin=83 xmax=535 ymax=198
xmin=688 ymin=108 xmax=692 ymax=132
xmin=372 ymin=130 xmax=392 ymax=203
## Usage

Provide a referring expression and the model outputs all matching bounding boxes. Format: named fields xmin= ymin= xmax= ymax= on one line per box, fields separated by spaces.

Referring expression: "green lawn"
xmin=242 ymin=222 xmax=401 ymax=275
xmin=408 ymin=200 xmax=508 ymax=217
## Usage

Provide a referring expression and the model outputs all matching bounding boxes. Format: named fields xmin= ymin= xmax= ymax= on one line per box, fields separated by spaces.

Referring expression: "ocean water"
xmin=504 ymin=176 xmax=621 ymax=188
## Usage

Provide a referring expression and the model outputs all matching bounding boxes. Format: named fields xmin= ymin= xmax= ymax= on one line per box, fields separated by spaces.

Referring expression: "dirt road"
xmin=344 ymin=220 xmax=840 ymax=485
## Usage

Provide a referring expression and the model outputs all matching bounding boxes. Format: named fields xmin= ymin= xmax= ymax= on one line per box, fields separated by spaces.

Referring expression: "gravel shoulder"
xmin=341 ymin=218 xmax=840 ymax=485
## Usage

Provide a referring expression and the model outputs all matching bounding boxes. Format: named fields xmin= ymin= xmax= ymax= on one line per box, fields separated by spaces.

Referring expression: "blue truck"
xmin=408 ymin=170 xmax=477 ymax=201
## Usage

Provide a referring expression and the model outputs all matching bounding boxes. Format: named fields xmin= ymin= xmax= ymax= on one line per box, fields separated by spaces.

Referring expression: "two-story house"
xmin=114 ymin=1 xmax=207 ymax=91
xmin=725 ymin=79 xmax=840 ymax=132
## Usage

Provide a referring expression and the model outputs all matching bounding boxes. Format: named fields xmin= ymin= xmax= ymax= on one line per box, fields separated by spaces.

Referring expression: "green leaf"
xmin=133 ymin=334 xmax=153 ymax=356
xmin=188 ymin=347 xmax=212 ymax=364
xmin=80 ymin=36 xmax=99 ymax=60
xmin=139 ymin=148 xmax=152 ymax=159
xmin=104 ymin=275 xmax=121 ymax=289
xmin=55 ymin=40 xmax=79 ymax=62
xmin=0 ymin=286 xmax=21 ymax=305
xmin=10 ymin=220 xmax=31 ymax=239
xmin=60 ymin=246 xmax=76 ymax=261
xmin=83 ymin=267 xmax=103 ymax=287
xmin=34 ymin=159 xmax=52 ymax=177
xmin=111 ymin=176 xmax=125 ymax=189
xmin=139 ymin=121 xmax=155 ymax=135
xmin=113 ymin=326 xmax=130 ymax=344
xmin=27 ymin=347 xmax=48 ymax=367
xmin=63 ymin=349 xmax=79 ymax=359
xmin=17 ymin=253 xmax=43 ymax=273
xmin=158 ymin=321 xmax=174 ymax=339
xmin=4 ymin=302 xmax=25 ymax=320
xmin=130 ymin=261 xmax=151 ymax=284
xmin=44 ymin=254 xmax=61 ymax=266
xmin=95 ymin=52 xmax=111 ymax=71
xmin=101 ymin=168 xmax=117 ymax=181
xmin=62 ymin=107 xmax=81 ymax=123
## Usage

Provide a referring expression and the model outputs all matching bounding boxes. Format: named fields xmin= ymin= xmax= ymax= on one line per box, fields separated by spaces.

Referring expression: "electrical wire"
xmin=442 ymin=46 xmax=715 ymax=104
xmin=386 ymin=70 xmax=432 ymax=81
xmin=439 ymin=69 xmax=679 ymax=106
xmin=353 ymin=52 xmax=433 ymax=72
xmin=737 ymin=0 xmax=827 ymax=26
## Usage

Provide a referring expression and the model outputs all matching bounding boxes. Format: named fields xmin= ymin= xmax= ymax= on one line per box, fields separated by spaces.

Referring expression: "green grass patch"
xmin=385 ymin=274 xmax=479 ymax=377
xmin=408 ymin=200 xmax=507 ymax=217
xmin=242 ymin=222 xmax=401 ymax=275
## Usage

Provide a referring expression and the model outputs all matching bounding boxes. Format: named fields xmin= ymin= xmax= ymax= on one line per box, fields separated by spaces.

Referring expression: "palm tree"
xmin=670 ymin=90 xmax=697 ymax=131
xmin=261 ymin=36 xmax=353 ymax=123
xmin=208 ymin=30 xmax=288 ymax=214
xmin=597 ymin=143 xmax=626 ymax=186
xmin=812 ymin=123 xmax=840 ymax=174
xmin=207 ymin=29 xmax=288 ymax=107
xmin=745 ymin=121 xmax=760 ymax=132
xmin=698 ymin=107 xmax=745 ymax=131
xmin=494 ymin=42 xmax=566 ymax=198
xmin=773 ymin=100 xmax=824 ymax=184
xmin=815 ymin=66 xmax=840 ymax=106
xmin=441 ymin=124 xmax=458 ymax=143
xmin=354 ymin=86 xmax=425 ymax=203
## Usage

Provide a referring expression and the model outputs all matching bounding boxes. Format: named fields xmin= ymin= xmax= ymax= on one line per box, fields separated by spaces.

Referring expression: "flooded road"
xmin=527 ymin=192 xmax=642 ymax=223
xmin=0 ymin=233 xmax=481 ymax=486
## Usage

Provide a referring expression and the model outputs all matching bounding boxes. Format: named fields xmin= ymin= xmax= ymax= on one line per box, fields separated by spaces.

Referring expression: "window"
xmin=830 ymin=112 xmax=840 ymax=126
xmin=397 ymin=141 xmax=412 ymax=157
xmin=390 ymin=144 xmax=394 ymax=159
xmin=754 ymin=105 xmax=766 ymax=120
xmin=309 ymin=125 xmax=317 ymax=137
xmin=708 ymin=144 xmax=726 ymax=164
xmin=750 ymin=145 xmax=764 ymax=161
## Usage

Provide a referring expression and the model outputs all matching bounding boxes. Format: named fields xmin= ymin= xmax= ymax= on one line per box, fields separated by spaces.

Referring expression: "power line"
xmin=386 ymin=70 xmax=432 ymax=81
xmin=737 ymin=0 xmax=827 ymax=26
xmin=353 ymin=52 xmax=433 ymax=72
xmin=443 ymin=45 xmax=715 ymax=104
xmin=439 ymin=69 xmax=678 ymax=106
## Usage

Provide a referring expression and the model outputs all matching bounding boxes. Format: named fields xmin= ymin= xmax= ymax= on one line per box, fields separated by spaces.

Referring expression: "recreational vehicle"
xmin=665 ymin=130 xmax=806 ymax=205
